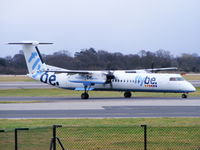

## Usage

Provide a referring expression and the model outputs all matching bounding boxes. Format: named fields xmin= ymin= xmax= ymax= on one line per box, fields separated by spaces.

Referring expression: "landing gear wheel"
xmin=81 ymin=93 xmax=89 ymax=99
xmin=182 ymin=93 xmax=188 ymax=99
xmin=124 ymin=91 xmax=132 ymax=98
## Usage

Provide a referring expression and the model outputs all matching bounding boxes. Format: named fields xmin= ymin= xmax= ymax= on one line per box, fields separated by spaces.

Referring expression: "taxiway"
xmin=0 ymin=97 xmax=200 ymax=118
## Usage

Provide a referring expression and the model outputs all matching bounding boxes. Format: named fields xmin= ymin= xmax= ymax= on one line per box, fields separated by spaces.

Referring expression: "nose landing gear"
xmin=181 ymin=93 xmax=188 ymax=99
xmin=124 ymin=91 xmax=132 ymax=98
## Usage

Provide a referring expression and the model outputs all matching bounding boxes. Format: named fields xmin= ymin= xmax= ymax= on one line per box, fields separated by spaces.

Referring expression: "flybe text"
xmin=40 ymin=72 xmax=59 ymax=86
xmin=135 ymin=75 xmax=157 ymax=87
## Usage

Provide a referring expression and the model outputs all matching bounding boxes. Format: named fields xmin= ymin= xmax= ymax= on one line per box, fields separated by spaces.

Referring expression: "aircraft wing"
xmin=45 ymin=67 xmax=178 ymax=74
xmin=145 ymin=67 xmax=178 ymax=73
xmin=125 ymin=67 xmax=178 ymax=73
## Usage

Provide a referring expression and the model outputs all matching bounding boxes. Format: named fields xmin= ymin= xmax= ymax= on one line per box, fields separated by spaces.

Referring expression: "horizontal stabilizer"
xmin=7 ymin=41 xmax=53 ymax=46
xmin=8 ymin=41 xmax=52 ymax=74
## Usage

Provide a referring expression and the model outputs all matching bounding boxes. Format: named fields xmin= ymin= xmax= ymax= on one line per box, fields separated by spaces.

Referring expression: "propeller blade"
xmin=110 ymin=81 xmax=113 ymax=88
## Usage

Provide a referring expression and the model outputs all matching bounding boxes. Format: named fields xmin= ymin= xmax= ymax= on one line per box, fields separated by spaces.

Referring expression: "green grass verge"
xmin=0 ymin=87 xmax=199 ymax=97
xmin=183 ymin=74 xmax=200 ymax=80
xmin=1 ymin=118 xmax=200 ymax=129
xmin=0 ymin=75 xmax=34 ymax=82
xmin=0 ymin=100 xmax=42 ymax=103
xmin=1 ymin=118 xmax=200 ymax=150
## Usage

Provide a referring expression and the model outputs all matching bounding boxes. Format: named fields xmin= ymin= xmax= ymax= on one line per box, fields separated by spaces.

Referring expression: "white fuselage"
xmin=29 ymin=71 xmax=196 ymax=93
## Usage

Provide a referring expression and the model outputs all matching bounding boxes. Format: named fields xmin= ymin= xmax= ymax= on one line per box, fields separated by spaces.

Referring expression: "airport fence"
xmin=0 ymin=125 xmax=200 ymax=150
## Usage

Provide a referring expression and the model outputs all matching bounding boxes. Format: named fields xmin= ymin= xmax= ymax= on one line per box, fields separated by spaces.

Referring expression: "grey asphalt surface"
xmin=0 ymin=96 xmax=200 ymax=101
xmin=0 ymin=80 xmax=200 ymax=118
xmin=1 ymin=97 xmax=200 ymax=118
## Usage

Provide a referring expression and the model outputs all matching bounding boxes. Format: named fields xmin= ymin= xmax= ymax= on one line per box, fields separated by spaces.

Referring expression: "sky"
xmin=1 ymin=0 xmax=200 ymax=57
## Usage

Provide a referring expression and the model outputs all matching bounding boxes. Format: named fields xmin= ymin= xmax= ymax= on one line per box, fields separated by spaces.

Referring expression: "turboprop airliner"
xmin=8 ymin=41 xmax=196 ymax=99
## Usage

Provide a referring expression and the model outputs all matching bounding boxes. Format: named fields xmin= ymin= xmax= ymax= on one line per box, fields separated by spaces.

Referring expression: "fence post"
xmin=14 ymin=128 xmax=29 ymax=150
xmin=53 ymin=125 xmax=62 ymax=150
xmin=141 ymin=125 xmax=147 ymax=150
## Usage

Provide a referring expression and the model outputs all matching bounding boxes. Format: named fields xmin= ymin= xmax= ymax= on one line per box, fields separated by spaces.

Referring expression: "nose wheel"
xmin=124 ymin=91 xmax=132 ymax=98
xmin=182 ymin=93 xmax=188 ymax=99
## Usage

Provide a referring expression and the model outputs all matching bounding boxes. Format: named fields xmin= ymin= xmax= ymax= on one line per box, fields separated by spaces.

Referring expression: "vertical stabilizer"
xmin=8 ymin=41 xmax=53 ymax=74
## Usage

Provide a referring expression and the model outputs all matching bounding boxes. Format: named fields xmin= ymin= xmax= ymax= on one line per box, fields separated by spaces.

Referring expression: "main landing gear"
xmin=81 ymin=85 xmax=90 ymax=99
xmin=81 ymin=92 xmax=89 ymax=99
xmin=124 ymin=91 xmax=132 ymax=98
xmin=182 ymin=93 xmax=188 ymax=99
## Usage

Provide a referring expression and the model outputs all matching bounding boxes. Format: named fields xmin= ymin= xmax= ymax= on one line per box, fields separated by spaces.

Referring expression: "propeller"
xmin=104 ymin=70 xmax=115 ymax=88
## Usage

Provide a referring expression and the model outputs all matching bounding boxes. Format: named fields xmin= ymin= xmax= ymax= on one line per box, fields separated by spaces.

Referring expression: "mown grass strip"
xmin=1 ymin=125 xmax=200 ymax=150
xmin=1 ymin=118 xmax=200 ymax=129
xmin=0 ymin=75 xmax=34 ymax=82
xmin=183 ymin=74 xmax=200 ymax=80
xmin=1 ymin=118 xmax=200 ymax=150
xmin=0 ymin=100 xmax=42 ymax=103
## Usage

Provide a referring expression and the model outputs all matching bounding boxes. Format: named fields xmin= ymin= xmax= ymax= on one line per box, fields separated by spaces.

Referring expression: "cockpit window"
xmin=169 ymin=77 xmax=184 ymax=81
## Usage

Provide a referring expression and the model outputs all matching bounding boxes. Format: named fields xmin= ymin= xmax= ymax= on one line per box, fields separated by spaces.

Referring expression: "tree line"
xmin=0 ymin=48 xmax=200 ymax=74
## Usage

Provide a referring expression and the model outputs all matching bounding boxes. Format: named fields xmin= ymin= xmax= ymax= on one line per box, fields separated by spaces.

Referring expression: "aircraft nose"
xmin=190 ymin=85 xmax=196 ymax=92
xmin=187 ymin=82 xmax=196 ymax=92
xmin=181 ymin=81 xmax=196 ymax=92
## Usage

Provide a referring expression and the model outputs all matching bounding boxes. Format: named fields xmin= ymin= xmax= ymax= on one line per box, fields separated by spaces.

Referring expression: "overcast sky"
xmin=1 ymin=0 xmax=200 ymax=57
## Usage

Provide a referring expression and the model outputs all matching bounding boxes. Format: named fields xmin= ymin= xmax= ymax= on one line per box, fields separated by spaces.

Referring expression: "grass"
xmin=1 ymin=118 xmax=200 ymax=150
xmin=0 ymin=101 xmax=41 ymax=103
xmin=1 ymin=118 xmax=200 ymax=129
xmin=183 ymin=74 xmax=200 ymax=80
xmin=0 ymin=87 xmax=199 ymax=97
xmin=0 ymin=75 xmax=34 ymax=82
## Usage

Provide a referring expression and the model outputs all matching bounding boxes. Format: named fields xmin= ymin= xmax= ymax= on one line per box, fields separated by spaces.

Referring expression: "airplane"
xmin=8 ymin=41 xmax=196 ymax=99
